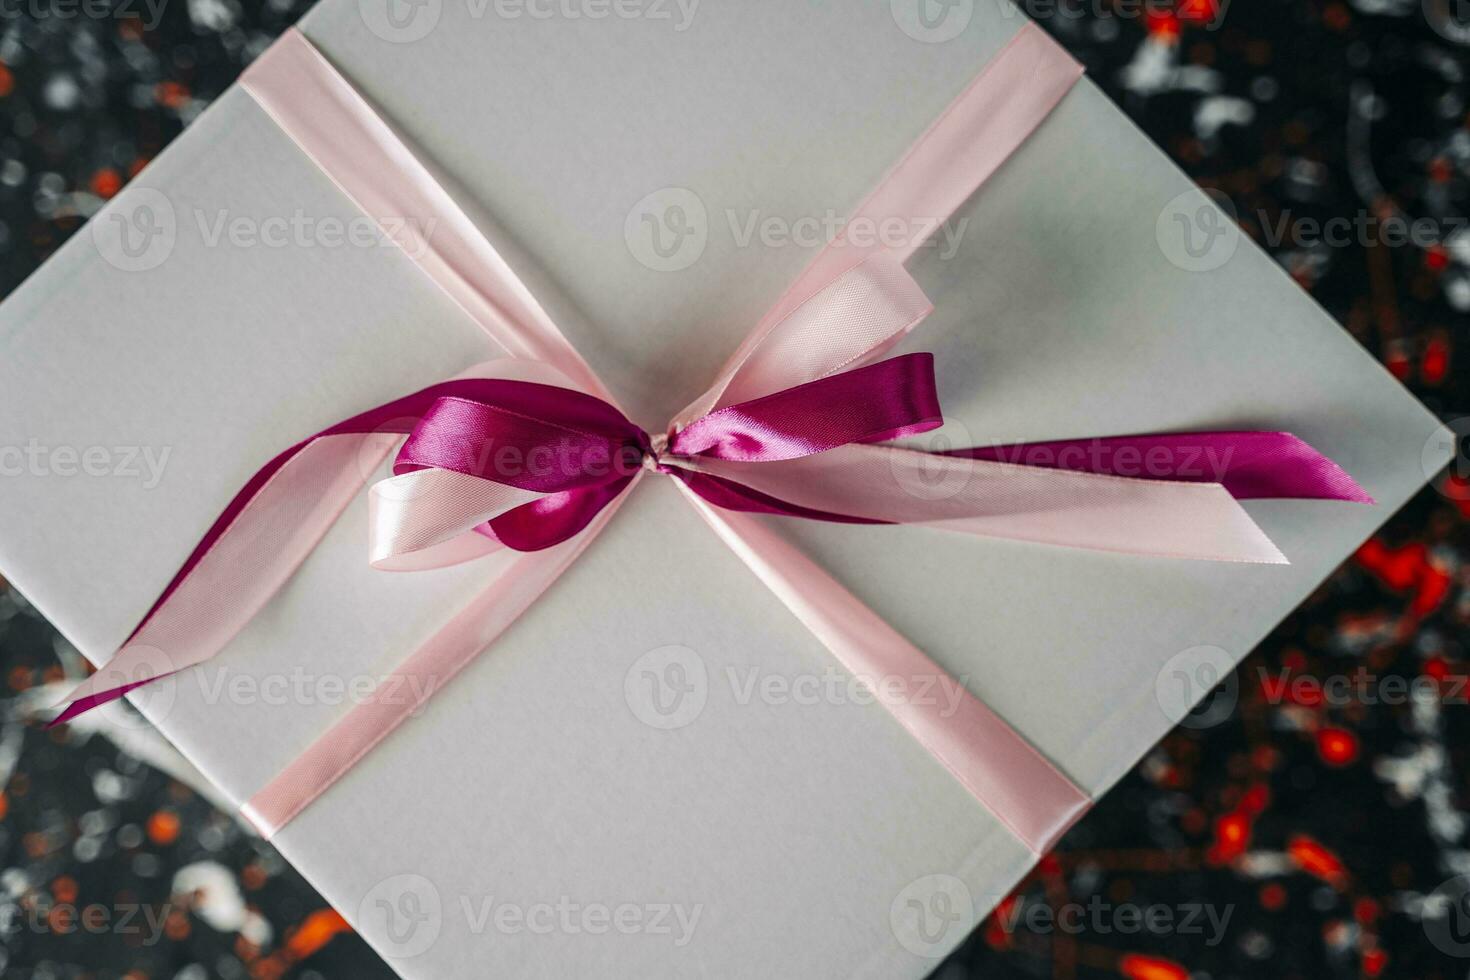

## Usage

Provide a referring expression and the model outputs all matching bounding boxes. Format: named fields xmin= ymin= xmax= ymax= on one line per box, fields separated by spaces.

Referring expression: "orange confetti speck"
xmin=1145 ymin=11 xmax=1181 ymax=40
xmin=286 ymin=909 xmax=352 ymax=960
xmin=155 ymin=81 xmax=190 ymax=110
xmin=90 ymin=168 xmax=123 ymax=199
xmin=1208 ymin=810 xmax=1254 ymax=865
xmin=147 ymin=810 xmax=181 ymax=846
xmin=1119 ymin=953 xmax=1190 ymax=980
xmin=52 ymin=876 xmax=77 ymax=903
xmin=1178 ymin=0 xmax=1219 ymax=23
xmin=165 ymin=908 xmax=190 ymax=941
xmin=1289 ymin=834 xmax=1348 ymax=887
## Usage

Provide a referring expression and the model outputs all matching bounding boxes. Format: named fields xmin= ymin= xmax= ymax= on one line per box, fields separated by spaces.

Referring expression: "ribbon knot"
xmin=642 ymin=433 xmax=670 ymax=473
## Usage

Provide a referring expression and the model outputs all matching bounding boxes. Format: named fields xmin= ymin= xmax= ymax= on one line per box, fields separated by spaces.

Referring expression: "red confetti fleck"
xmin=1317 ymin=727 xmax=1359 ymax=766
xmin=147 ymin=809 xmax=180 ymax=846
xmin=1177 ymin=0 xmax=1219 ymax=23
xmin=1119 ymin=953 xmax=1190 ymax=980
xmin=90 ymin=168 xmax=123 ymax=199
xmin=155 ymin=81 xmax=190 ymax=110
xmin=285 ymin=909 xmax=352 ymax=959
xmin=1422 ymin=334 xmax=1450 ymax=383
xmin=1208 ymin=810 xmax=1254 ymax=864
xmin=1355 ymin=539 xmax=1452 ymax=617
xmin=1289 ymin=834 xmax=1348 ymax=887
xmin=983 ymin=895 xmax=1019 ymax=949
xmin=1146 ymin=11 xmax=1181 ymax=40
xmin=1260 ymin=882 xmax=1288 ymax=910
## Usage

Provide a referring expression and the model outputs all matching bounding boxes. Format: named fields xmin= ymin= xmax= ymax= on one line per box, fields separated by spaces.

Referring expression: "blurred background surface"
xmin=0 ymin=0 xmax=1466 ymax=977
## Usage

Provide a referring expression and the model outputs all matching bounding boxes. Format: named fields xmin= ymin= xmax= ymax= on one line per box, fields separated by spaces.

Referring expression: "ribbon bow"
xmin=369 ymin=347 xmax=942 ymax=568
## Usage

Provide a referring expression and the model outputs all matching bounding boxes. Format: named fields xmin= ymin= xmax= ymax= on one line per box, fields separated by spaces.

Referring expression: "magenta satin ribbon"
xmin=50 ymin=25 xmax=1373 ymax=854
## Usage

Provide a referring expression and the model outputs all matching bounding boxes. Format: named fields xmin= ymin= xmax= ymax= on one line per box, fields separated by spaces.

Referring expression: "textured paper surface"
xmin=0 ymin=2 xmax=1446 ymax=977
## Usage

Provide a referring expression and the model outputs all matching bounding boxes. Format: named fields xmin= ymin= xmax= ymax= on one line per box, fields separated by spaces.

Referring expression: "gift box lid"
xmin=0 ymin=2 xmax=1449 ymax=977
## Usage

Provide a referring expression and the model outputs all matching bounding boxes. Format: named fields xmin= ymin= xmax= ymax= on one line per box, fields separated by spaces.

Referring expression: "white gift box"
xmin=0 ymin=1 xmax=1448 ymax=977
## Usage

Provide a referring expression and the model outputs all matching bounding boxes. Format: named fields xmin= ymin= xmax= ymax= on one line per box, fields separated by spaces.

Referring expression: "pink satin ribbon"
xmin=52 ymin=25 xmax=1370 ymax=856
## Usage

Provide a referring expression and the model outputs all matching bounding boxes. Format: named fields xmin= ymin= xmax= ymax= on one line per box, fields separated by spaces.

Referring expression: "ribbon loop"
xmin=669 ymin=353 xmax=943 ymax=463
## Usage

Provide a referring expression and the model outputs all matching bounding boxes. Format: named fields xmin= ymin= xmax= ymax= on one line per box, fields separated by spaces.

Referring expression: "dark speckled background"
xmin=0 ymin=1 xmax=1466 ymax=977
